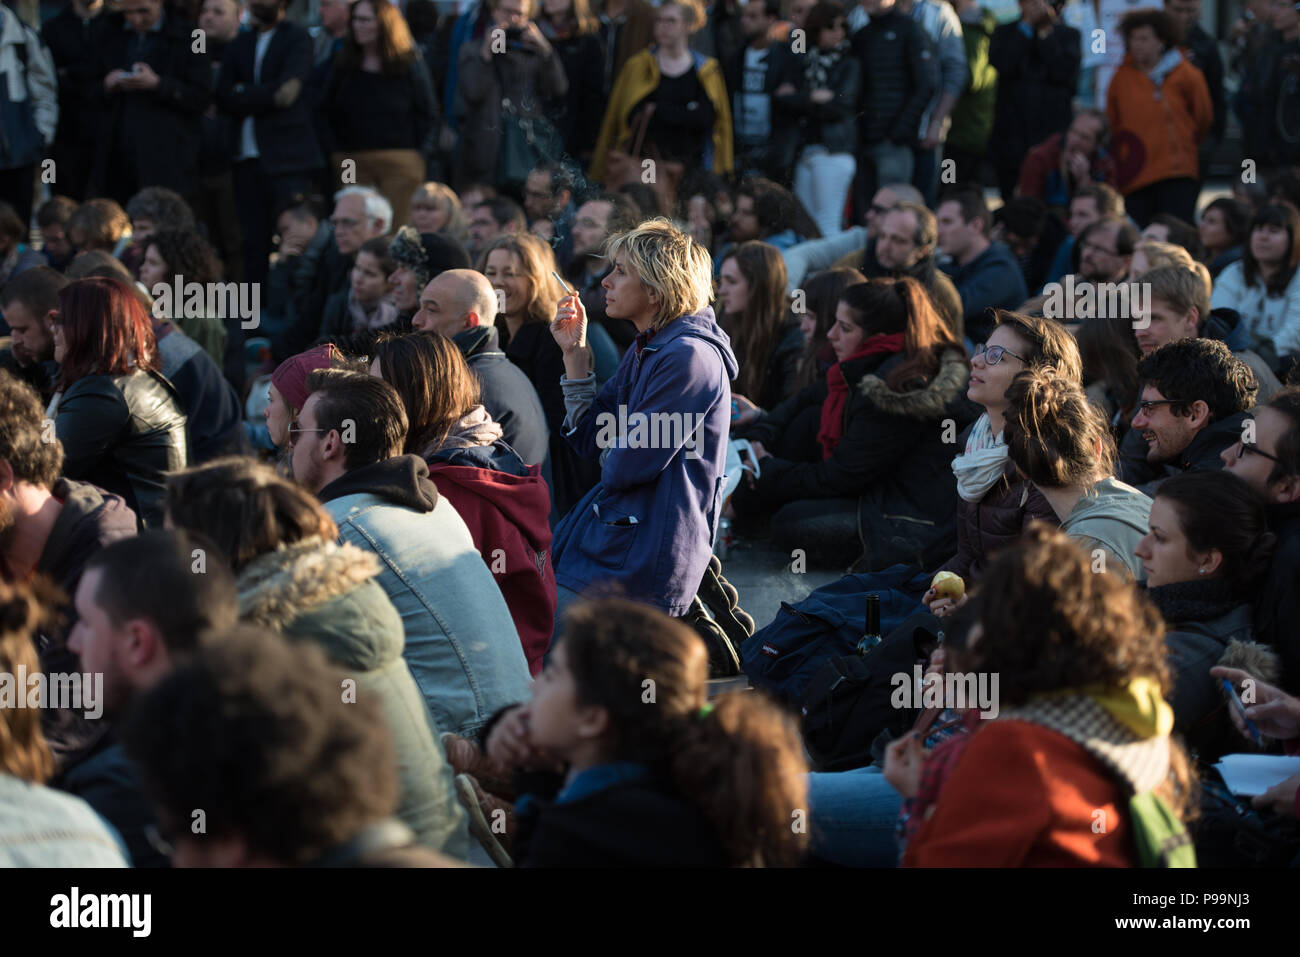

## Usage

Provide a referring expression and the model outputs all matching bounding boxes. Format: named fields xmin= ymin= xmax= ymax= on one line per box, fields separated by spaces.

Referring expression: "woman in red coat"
xmin=372 ymin=331 xmax=557 ymax=674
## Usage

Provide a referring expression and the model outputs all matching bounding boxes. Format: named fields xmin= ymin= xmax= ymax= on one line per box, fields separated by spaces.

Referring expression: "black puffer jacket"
xmin=746 ymin=347 xmax=977 ymax=569
xmin=850 ymin=9 xmax=936 ymax=146
xmin=52 ymin=370 xmax=189 ymax=529
xmin=772 ymin=50 xmax=862 ymax=165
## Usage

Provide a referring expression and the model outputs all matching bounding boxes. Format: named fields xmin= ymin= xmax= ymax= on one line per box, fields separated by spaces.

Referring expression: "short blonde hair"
xmin=1144 ymin=264 xmax=1211 ymax=327
xmin=410 ymin=181 xmax=468 ymax=243
xmin=605 ymin=218 xmax=714 ymax=330
xmin=660 ymin=0 xmax=705 ymax=31
xmin=1133 ymin=239 xmax=1196 ymax=276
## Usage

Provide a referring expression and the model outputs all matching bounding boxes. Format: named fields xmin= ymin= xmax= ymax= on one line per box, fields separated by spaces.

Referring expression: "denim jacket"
xmin=0 ymin=773 xmax=129 ymax=867
xmin=321 ymin=461 xmax=533 ymax=738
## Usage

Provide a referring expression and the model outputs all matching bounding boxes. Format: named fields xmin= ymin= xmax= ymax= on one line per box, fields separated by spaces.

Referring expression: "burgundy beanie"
xmin=271 ymin=343 xmax=345 ymax=412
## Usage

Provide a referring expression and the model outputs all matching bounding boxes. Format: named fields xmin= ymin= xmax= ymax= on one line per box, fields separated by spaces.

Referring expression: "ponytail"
xmin=670 ymin=693 xmax=809 ymax=867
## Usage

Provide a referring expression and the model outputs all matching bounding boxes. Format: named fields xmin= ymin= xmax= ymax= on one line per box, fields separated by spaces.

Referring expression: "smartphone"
xmin=1221 ymin=678 xmax=1263 ymax=745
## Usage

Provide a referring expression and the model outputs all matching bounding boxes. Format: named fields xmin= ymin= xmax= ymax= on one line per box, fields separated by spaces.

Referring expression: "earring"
xmin=1198 ymin=568 xmax=1206 ymax=575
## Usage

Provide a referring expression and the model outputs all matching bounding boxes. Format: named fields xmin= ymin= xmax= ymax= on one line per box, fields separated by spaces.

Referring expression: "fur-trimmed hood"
xmin=857 ymin=347 xmax=970 ymax=420
xmin=237 ymin=538 xmax=406 ymax=671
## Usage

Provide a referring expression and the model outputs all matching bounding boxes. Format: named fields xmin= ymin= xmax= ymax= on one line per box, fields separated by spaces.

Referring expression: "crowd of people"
xmin=1 ymin=0 xmax=1299 ymax=870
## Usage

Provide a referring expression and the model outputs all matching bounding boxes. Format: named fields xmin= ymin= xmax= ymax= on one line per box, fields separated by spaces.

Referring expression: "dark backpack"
xmin=799 ymin=611 xmax=944 ymax=772
xmin=739 ymin=567 xmax=927 ymax=708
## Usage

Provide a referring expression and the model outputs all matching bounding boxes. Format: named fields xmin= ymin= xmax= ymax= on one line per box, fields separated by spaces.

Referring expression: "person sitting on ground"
xmin=1134 ymin=264 xmax=1281 ymax=403
xmin=409 ymin=267 xmax=549 ymax=467
xmin=1122 ymin=337 xmax=1258 ymax=496
xmin=1210 ymin=203 xmax=1300 ymax=375
xmin=1143 ymin=212 xmax=1205 ymax=262
xmin=261 ymin=342 xmax=352 ymax=474
xmin=0 ymin=579 xmax=128 ymax=868
xmin=1198 ymin=196 xmax=1250 ymax=278
xmin=718 ymin=241 xmax=803 ymax=413
xmin=384 ymin=226 xmax=472 ymax=338
xmin=371 ymin=332 xmax=556 ymax=675
xmin=410 ymin=182 xmax=469 ymax=246
xmin=61 ymin=530 xmax=239 ymax=867
xmin=898 ymin=525 xmax=1195 ymax=866
xmin=936 ymin=186 xmax=1028 ymax=343
xmin=0 ymin=202 xmax=47 ymax=287
xmin=466 ymin=196 xmax=527 ymax=261
xmin=1002 ymin=366 xmax=1151 ymax=579
xmin=1014 ymin=107 xmax=1117 ymax=212
xmin=65 ymin=198 xmax=133 ymax=262
xmin=122 ymin=626 xmax=459 ymax=867
xmin=35 ymin=196 xmax=78 ymax=273
xmin=1210 ymin=663 xmax=1300 ymax=820
xmin=0 ymin=266 xmax=64 ymax=401
xmin=791 ymin=267 xmax=866 ymax=392
xmin=1043 ymin=183 xmax=1126 ymax=286
xmin=48 ymin=278 xmax=189 ymax=529
xmin=136 ymin=228 xmax=243 ymax=390
xmin=496 ymin=598 xmax=809 ymax=866
xmin=290 ymin=369 xmax=533 ymax=739
xmin=1126 ymin=238 xmax=1195 ymax=280
xmin=319 ymin=235 xmax=401 ymax=341
xmin=991 ymin=195 xmax=1068 ymax=297
xmin=124 ymin=186 xmax=198 ymax=272
xmin=164 ymin=457 xmax=469 ymax=858
xmin=733 ymin=277 xmax=973 ymax=570
xmin=1133 ymin=471 xmax=1277 ymax=762
xmin=1221 ymin=386 xmax=1300 ymax=688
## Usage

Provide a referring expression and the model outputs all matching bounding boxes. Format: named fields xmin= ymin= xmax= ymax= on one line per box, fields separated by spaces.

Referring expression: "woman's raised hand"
xmin=551 ymin=292 xmax=588 ymax=355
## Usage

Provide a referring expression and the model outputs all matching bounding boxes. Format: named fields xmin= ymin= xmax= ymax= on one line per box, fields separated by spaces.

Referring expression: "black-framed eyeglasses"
xmin=1136 ymin=399 xmax=1175 ymax=415
xmin=973 ymin=342 xmax=1026 ymax=365
xmin=1234 ymin=439 xmax=1283 ymax=463
xmin=287 ymin=421 xmax=328 ymax=445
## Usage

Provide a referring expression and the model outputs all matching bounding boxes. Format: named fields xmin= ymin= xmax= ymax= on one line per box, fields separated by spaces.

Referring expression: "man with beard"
xmin=1073 ymin=215 xmax=1139 ymax=284
xmin=562 ymin=191 xmax=640 ymax=353
xmin=0 ymin=267 xmax=64 ymax=402
xmin=0 ymin=372 xmax=139 ymax=778
xmin=58 ymin=530 xmax=239 ymax=867
xmin=1122 ymin=337 xmax=1257 ymax=496
xmin=781 ymin=182 xmax=925 ymax=289
xmin=216 ymin=0 xmax=323 ymax=288
xmin=864 ymin=202 xmax=965 ymax=337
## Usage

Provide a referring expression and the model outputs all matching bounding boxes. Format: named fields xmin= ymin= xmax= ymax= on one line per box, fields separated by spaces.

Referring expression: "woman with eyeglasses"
xmin=1133 ymin=470 xmax=1276 ymax=761
xmin=733 ymin=277 xmax=972 ymax=569
xmin=1002 ymin=364 xmax=1152 ymax=580
xmin=47 ymin=278 xmax=188 ymax=530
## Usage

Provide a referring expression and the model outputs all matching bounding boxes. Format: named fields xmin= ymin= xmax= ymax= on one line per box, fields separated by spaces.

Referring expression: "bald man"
xmin=412 ymin=270 xmax=549 ymax=467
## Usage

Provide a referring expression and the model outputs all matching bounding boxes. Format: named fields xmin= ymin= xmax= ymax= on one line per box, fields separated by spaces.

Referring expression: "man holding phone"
xmin=92 ymin=0 xmax=210 ymax=206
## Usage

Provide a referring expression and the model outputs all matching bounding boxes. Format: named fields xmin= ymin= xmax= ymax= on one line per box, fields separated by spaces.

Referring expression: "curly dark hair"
xmin=121 ymin=625 xmax=398 ymax=865
xmin=145 ymin=229 xmax=222 ymax=284
xmin=1267 ymin=386 xmax=1300 ymax=483
xmin=125 ymin=187 xmax=196 ymax=235
xmin=559 ymin=599 xmax=809 ymax=866
xmin=1136 ymin=337 xmax=1257 ymax=423
xmin=737 ymin=177 xmax=815 ymax=240
xmin=0 ymin=372 xmax=63 ymax=489
xmin=1118 ymin=8 xmax=1184 ymax=50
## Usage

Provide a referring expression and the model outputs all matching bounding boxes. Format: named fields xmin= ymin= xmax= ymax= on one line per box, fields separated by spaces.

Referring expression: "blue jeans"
xmin=807 ymin=765 xmax=902 ymax=867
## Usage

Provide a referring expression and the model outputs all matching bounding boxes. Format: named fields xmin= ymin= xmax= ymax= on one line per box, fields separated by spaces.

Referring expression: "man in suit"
xmin=92 ymin=0 xmax=210 ymax=207
xmin=216 ymin=0 xmax=323 ymax=288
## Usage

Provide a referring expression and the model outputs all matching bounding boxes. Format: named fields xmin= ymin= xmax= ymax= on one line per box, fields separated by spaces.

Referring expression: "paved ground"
xmin=716 ymin=535 xmax=846 ymax=634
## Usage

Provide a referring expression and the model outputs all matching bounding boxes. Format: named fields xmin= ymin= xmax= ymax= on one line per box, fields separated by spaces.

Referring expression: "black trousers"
xmin=233 ymin=158 xmax=313 ymax=289
xmin=1123 ymin=176 xmax=1201 ymax=229
xmin=0 ymin=164 xmax=35 ymax=231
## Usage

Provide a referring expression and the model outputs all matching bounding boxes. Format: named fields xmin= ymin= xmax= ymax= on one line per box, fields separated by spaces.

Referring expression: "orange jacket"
xmin=904 ymin=720 xmax=1136 ymax=867
xmin=1106 ymin=52 xmax=1213 ymax=194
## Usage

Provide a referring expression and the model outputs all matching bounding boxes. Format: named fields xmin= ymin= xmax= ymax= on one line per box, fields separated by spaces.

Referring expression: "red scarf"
xmin=817 ymin=333 xmax=906 ymax=459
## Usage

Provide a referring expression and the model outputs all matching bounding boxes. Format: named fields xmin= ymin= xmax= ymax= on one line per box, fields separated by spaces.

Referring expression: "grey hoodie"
xmin=1060 ymin=477 xmax=1152 ymax=582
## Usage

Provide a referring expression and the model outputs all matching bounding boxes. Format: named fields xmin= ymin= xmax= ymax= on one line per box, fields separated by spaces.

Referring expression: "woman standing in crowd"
xmin=455 ymin=0 xmax=568 ymax=190
xmin=410 ymin=182 xmax=469 ymax=245
xmin=496 ymin=599 xmax=808 ymax=866
xmin=481 ymin=232 xmax=598 ymax=518
xmin=771 ymin=2 xmax=860 ymax=239
xmin=319 ymin=0 xmax=440 ymax=230
xmin=48 ymin=278 xmax=188 ymax=529
xmin=0 ymin=580 xmax=128 ymax=867
xmin=320 ymin=236 xmax=401 ymax=341
xmin=136 ymin=229 xmax=234 ymax=378
xmin=371 ymin=332 xmax=556 ymax=675
xmin=1210 ymin=203 xmax=1300 ymax=371
xmin=899 ymin=526 xmax=1195 ymax=866
xmin=548 ymin=218 xmax=737 ymax=624
xmin=1002 ymin=366 xmax=1151 ymax=579
xmin=591 ymin=0 xmax=733 ymax=192
xmin=1134 ymin=471 xmax=1277 ymax=760
xmin=1198 ymin=197 xmax=1251 ymax=278
xmin=733 ymin=277 xmax=971 ymax=570
xmin=163 ymin=459 xmax=468 ymax=859
xmin=538 ymin=0 xmax=606 ymax=164
xmin=717 ymin=241 xmax=803 ymax=414
xmin=1106 ymin=8 xmax=1213 ymax=226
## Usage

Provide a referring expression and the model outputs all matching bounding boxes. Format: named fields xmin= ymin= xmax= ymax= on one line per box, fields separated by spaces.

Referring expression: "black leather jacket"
xmin=53 ymin=370 xmax=189 ymax=529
